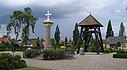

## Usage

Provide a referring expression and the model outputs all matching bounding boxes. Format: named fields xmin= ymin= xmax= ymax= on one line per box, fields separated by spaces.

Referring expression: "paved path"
xmin=1 ymin=51 xmax=127 ymax=70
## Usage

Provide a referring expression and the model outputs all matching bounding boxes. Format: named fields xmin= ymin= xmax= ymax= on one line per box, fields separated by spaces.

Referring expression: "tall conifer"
xmin=119 ymin=22 xmax=125 ymax=37
xmin=106 ymin=20 xmax=114 ymax=38
xmin=73 ymin=23 xmax=79 ymax=46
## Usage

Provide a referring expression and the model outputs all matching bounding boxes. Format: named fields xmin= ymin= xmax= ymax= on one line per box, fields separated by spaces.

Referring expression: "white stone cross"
xmin=45 ymin=11 xmax=52 ymax=20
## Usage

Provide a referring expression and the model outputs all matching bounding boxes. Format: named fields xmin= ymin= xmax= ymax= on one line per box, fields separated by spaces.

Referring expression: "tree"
xmin=116 ymin=42 xmax=121 ymax=49
xmin=6 ymin=7 xmax=37 ymax=45
xmin=118 ymin=22 xmax=125 ymax=37
xmin=106 ymin=20 xmax=114 ymax=39
xmin=64 ymin=37 xmax=68 ymax=47
xmin=50 ymin=38 xmax=55 ymax=47
xmin=3 ymin=35 xmax=9 ymax=38
xmin=73 ymin=23 xmax=79 ymax=46
xmin=54 ymin=25 xmax=60 ymax=47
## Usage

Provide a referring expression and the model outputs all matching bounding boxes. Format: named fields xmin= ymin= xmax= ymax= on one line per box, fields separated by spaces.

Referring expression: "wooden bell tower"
xmin=77 ymin=14 xmax=104 ymax=54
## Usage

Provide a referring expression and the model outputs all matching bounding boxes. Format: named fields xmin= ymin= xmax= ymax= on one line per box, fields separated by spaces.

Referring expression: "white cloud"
xmin=0 ymin=0 xmax=31 ymax=7
xmin=0 ymin=25 xmax=7 ymax=37
xmin=115 ymin=10 xmax=121 ymax=13
xmin=0 ymin=0 xmax=75 ymax=7
xmin=0 ymin=0 xmax=117 ymax=8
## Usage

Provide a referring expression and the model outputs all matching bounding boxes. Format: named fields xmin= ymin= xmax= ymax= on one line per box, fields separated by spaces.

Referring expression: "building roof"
xmin=59 ymin=40 xmax=64 ymax=43
xmin=79 ymin=14 xmax=103 ymax=27
xmin=105 ymin=36 xmax=126 ymax=44
xmin=0 ymin=37 xmax=10 ymax=42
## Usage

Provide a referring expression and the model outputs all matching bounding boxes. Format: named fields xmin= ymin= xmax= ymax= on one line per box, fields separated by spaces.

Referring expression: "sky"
xmin=0 ymin=0 xmax=127 ymax=40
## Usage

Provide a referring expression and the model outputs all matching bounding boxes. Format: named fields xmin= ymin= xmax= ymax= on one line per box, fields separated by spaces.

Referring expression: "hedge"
xmin=43 ymin=49 xmax=65 ymax=60
xmin=117 ymin=50 xmax=127 ymax=54
xmin=113 ymin=53 xmax=127 ymax=58
xmin=23 ymin=49 xmax=42 ymax=58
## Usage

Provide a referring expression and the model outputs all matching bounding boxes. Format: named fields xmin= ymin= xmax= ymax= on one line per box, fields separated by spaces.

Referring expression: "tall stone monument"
xmin=43 ymin=11 xmax=53 ymax=48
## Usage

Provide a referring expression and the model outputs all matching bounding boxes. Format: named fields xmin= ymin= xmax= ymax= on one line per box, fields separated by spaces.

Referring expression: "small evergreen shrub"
xmin=23 ymin=49 xmax=42 ymax=58
xmin=0 ymin=53 xmax=27 ymax=70
xmin=113 ymin=53 xmax=127 ymax=58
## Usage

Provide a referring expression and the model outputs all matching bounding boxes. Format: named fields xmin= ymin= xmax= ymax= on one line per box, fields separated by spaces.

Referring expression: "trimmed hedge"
xmin=43 ymin=49 xmax=65 ymax=60
xmin=113 ymin=53 xmax=127 ymax=58
xmin=117 ymin=50 xmax=127 ymax=54
xmin=23 ymin=49 xmax=42 ymax=58
xmin=0 ymin=46 xmax=43 ymax=51
xmin=0 ymin=53 xmax=27 ymax=70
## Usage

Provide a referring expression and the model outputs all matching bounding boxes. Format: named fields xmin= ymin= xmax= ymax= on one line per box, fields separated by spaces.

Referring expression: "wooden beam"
xmin=77 ymin=27 xmax=83 ymax=54
xmin=94 ymin=28 xmax=99 ymax=54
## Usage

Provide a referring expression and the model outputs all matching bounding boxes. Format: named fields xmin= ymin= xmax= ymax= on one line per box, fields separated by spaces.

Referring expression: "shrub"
xmin=0 ymin=53 xmax=27 ymax=70
xmin=104 ymin=48 xmax=111 ymax=53
xmin=113 ymin=53 xmax=127 ymax=58
xmin=90 ymin=47 xmax=96 ymax=52
xmin=117 ymin=50 xmax=127 ymax=53
xmin=23 ymin=49 xmax=42 ymax=58
xmin=43 ymin=49 xmax=65 ymax=60
xmin=14 ymin=55 xmax=21 ymax=60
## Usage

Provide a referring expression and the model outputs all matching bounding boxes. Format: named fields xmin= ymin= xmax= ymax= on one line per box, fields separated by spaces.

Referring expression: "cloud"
xmin=0 ymin=0 xmax=75 ymax=7
xmin=0 ymin=0 xmax=127 ymax=39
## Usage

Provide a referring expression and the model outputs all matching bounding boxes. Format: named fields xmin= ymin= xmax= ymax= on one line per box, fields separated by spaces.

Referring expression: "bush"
xmin=90 ymin=47 xmax=96 ymax=52
xmin=104 ymin=48 xmax=111 ymax=53
xmin=113 ymin=53 xmax=127 ymax=58
xmin=43 ymin=49 xmax=65 ymax=60
xmin=23 ymin=49 xmax=42 ymax=58
xmin=0 ymin=53 xmax=27 ymax=70
xmin=117 ymin=50 xmax=127 ymax=53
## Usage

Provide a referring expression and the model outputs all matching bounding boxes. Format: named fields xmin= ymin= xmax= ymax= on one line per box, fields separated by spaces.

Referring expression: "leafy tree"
xmin=106 ymin=20 xmax=114 ymax=39
xmin=54 ymin=25 xmax=60 ymax=47
xmin=3 ymin=35 xmax=9 ymax=38
xmin=118 ymin=22 xmax=125 ymax=37
xmin=10 ymin=38 xmax=16 ymax=44
xmin=73 ymin=23 xmax=79 ymax=46
xmin=6 ymin=7 xmax=37 ymax=45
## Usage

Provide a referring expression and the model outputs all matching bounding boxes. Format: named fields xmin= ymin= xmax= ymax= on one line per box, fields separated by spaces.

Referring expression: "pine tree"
xmin=106 ymin=20 xmax=114 ymax=39
xmin=73 ymin=23 xmax=79 ymax=46
xmin=54 ymin=25 xmax=60 ymax=47
xmin=119 ymin=22 xmax=125 ymax=37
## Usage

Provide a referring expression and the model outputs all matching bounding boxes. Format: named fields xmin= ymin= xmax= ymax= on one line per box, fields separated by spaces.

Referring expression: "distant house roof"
xmin=105 ymin=36 xmax=126 ymax=44
xmin=79 ymin=14 xmax=103 ymax=27
xmin=0 ymin=37 xmax=10 ymax=42
xmin=59 ymin=40 xmax=64 ymax=43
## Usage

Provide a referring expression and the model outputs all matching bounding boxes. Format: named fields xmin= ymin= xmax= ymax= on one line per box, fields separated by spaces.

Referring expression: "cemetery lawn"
xmin=14 ymin=67 xmax=49 ymax=70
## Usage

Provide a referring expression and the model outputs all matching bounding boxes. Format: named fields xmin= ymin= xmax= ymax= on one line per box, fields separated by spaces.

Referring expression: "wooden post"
xmin=94 ymin=27 xmax=99 ymax=54
xmin=77 ymin=27 xmax=83 ymax=54
xmin=98 ymin=28 xmax=104 ymax=52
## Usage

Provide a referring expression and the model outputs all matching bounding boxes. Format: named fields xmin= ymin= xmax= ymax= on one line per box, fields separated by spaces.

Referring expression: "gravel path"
xmin=25 ymin=52 xmax=127 ymax=70
xmin=1 ymin=51 xmax=127 ymax=70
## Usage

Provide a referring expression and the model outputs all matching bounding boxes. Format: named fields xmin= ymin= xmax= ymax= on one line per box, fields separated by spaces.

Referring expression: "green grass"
xmin=14 ymin=67 xmax=49 ymax=70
